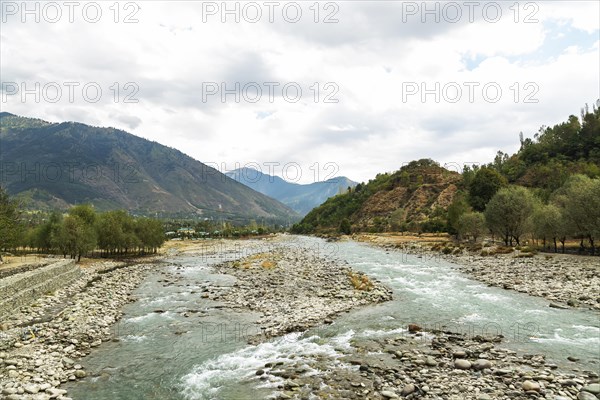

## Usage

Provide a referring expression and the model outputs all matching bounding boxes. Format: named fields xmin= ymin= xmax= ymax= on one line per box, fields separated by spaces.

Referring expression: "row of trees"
xmin=453 ymin=175 xmax=600 ymax=255
xmin=23 ymin=205 xmax=165 ymax=260
xmin=0 ymin=187 xmax=166 ymax=262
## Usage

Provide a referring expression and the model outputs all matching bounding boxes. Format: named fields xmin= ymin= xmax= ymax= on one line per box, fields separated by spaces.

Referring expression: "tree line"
xmin=293 ymin=102 xmax=599 ymax=246
xmin=450 ymin=174 xmax=600 ymax=255
xmin=0 ymin=190 xmax=165 ymax=262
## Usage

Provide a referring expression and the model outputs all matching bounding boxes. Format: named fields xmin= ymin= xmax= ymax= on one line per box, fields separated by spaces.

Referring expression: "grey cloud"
xmin=110 ymin=113 xmax=142 ymax=130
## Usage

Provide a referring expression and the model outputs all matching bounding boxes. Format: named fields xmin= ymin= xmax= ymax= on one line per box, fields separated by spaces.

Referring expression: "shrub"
xmin=349 ymin=272 xmax=374 ymax=291
xmin=495 ymin=246 xmax=514 ymax=254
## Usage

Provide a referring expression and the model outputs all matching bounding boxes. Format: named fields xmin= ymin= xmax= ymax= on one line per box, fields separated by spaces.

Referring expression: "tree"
xmin=135 ymin=218 xmax=165 ymax=253
xmin=552 ymin=175 xmax=600 ymax=255
xmin=469 ymin=167 xmax=508 ymax=211
xmin=57 ymin=215 xmax=97 ymax=261
xmin=0 ymin=186 xmax=22 ymax=261
xmin=339 ymin=218 xmax=352 ymax=235
xmin=457 ymin=212 xmax=486 ymax=242
xmin=484 ymin=186 xmax=535 ymax=245
xmin=446 ymin=192 xmax=470 ymax=235
xmin=32 ymin=212 xmax=64 ymax=253
xmin=96 ymin=211 xmax=125 ymax=255
xmin=69 ymin=204 xmax=97 ymax=226
xmin=530 ymin=204 xmax=565 ymax=252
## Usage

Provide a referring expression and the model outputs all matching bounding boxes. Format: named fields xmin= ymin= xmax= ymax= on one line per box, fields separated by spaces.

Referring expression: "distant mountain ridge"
xmin=0 ymin=112 xmax=299 ymax=223
xmin=226 ymin=167 xmax=357 ymax=215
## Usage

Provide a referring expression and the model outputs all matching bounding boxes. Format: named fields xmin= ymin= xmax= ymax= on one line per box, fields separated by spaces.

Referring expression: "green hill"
xmin=0 ymin=112 xmax=299 ymax=224
xmin=293 ymin=102 xmax=600 ymax=234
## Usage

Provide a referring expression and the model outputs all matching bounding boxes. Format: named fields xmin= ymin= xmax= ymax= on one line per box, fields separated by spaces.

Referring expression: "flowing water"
xmin=66 ymin=236 xmax=600 ymax=400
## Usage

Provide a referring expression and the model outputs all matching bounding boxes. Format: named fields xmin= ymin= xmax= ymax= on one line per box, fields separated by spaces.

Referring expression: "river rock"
xmin=401 ymin=384 xmax=416 ymax=396
xmin=454 ymin=359 xmax=472 ymax=370
xmin=473 ymin=359 xmax=492 ymax=370
xmin=522 ymin=380 xmax=541 ymax=391
xmin=381 ymin=390 xmax=399 ymax=399
xmin=24 ymin=384 xmax=40 ymax=394
xmin=47 ymin=388 xmax=67 ymax=398
xmin=74 ymin=369 xmax=87 ymax=378
xmin=581 ymin=384 xmax=600 ymax=395
xmin=577 ymin=392 xmax=598 ymax=400
xmin=453 ymin=350 xmax=467 ymax=358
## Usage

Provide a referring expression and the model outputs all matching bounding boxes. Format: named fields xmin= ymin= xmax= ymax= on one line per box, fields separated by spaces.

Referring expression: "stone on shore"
xmin=454 ymin=359 xmax=472 ymax=370
xmin=522 ymin=380 xmax=541 ymax=391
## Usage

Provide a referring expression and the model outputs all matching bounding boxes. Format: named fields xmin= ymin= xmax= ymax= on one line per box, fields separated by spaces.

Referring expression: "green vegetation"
xmin=484 ymin=186 xmax=535 ymax=246
xmin=0 ymin=186 xmax=23 ymax=261
xmin=456 ymin=212 xmax=486 ymax=243
xmin=292 ymin=159 xmax=458 ymax=234
xmin=339 ymin=218 xmax=352 ymax=235
xmin=292 ymin=102 xmax=600 ymax=255
xmin=468 ymin=167 xmax=507 ymax=211
xmin=550 ymin=174 xmax=600 ymax=254
xmin=1 ymin=198 xmax=167 ymax=262
xmin=530 ymin=204 xmax=565 ymax=253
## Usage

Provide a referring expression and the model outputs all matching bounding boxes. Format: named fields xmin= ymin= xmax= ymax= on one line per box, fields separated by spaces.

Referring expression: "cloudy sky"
xmin=1 ymin=0 xmax=598 ymax=183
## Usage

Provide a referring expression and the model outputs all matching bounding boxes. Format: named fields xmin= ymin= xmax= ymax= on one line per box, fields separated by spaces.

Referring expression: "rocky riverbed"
xmin=0 ymin=238 xmax=393 ymax=399
xmin=357 ymin=235 xmax=600 ymax=311
xmin=0 ymin=259 xmax=160 ymax=400
xmin=257 ymin=327 xmax=599 ymax=400
xmin=211 ymin=246 xmax=393 ymax=343
xmin=2 ymin=236 xmax=598 ymax=400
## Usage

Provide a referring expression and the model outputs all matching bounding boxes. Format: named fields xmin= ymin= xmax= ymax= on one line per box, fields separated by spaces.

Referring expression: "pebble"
xmin=522 ymin=380 xmax=541 ymax=391
xmin=454 ymin=359 xmax=472 ymax=370
xmin=473 ymin=359 xmax=492 ymax=370
xmin=581 ymin=384 xmax=600 ymax=395
xmin=401 ymin=384 xmax=416 ymax=396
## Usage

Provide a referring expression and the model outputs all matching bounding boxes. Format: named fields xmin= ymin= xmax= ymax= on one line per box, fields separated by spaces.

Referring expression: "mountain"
xmin=226 ymin=167 xmax=357 ymax=215
xmin=0 ymin=112 xmax=299 ymax=223
xmin=292 ymin=159 xmax=461 ymax=233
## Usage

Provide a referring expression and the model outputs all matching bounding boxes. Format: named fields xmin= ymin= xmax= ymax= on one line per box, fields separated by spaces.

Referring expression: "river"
xmin=65 ymin=236 xmax=600 ymax=399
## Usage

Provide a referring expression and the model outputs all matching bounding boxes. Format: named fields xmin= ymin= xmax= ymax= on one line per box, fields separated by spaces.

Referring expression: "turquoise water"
xmin=66 ymin=236 xmax=600 ymax=399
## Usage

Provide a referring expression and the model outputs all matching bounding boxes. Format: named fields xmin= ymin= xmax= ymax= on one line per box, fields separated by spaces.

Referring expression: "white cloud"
xmin=1 ymin=0 xmax=598 ymax=184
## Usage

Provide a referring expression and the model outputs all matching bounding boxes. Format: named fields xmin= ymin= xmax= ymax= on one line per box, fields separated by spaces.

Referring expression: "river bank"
xmin=356 ymin=234 xmax=600 ymax=312
xmin=0 ymin=258 xmax=161 ymax=400
xmin=0 ymin=237 xmax=392 ymax=399
xmin=265 ymin=327 xmax=599 ymax=400
xmin=2 ymin=235 xmax=598 ymax=400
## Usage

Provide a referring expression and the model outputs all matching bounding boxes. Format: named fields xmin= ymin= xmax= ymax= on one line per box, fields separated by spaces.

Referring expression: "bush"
xmin=339 ymin=218 xmax=352 ymax=235
xmin=495 ymin=246 xmax=514 ymax=254
xmin=349 ymin=272 xmax=374 ymax=291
